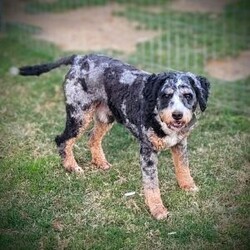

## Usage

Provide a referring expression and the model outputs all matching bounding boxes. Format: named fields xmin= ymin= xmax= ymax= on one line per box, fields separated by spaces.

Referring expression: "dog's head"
xmin=143 ymin=71 xmax=210 ymax=133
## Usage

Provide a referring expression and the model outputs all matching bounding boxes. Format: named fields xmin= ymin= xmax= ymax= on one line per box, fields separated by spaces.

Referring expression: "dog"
xmin=19 ymin=54 xmax=210 ymax=219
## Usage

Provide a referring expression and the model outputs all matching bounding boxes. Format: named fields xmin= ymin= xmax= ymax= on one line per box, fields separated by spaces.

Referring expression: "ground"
xmin=5 ymin=0 xmax=250 ymax=80
xmin=169 ymin=0 xmax=238 ymax=14
xmin=0 ymin=0 xmax=249 ymax=249
xmin=5 ymin=2 xmax=159 ymax=54
xmin=205 ymin=51 xmax=250 ymax=81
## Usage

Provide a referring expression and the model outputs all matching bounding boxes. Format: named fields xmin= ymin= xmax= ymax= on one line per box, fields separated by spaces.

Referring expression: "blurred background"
xmin=2 ymin=0 xmax=250 ymax=78
xmin=0 ymin=1 xmax=249 ymax=249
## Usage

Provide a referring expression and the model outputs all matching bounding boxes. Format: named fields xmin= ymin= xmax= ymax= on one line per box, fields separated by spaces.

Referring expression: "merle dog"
xmin=19 ymin=54 xmax=210 ymax=219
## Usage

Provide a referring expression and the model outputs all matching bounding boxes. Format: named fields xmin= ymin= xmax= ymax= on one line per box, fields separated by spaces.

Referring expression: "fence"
xmin=2 ymin=0 xmax=250 ymax=77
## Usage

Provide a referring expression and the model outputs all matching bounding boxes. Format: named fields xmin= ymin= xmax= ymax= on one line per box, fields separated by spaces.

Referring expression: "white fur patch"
xmin=154 ymin=114 xmax=188 ymax=148
xmin=96 ymin=104 xmax=112 ymax=123
xmin=120 ymin=70 xmax=137 ymax=85
xmin=9 ymin=67 xmax=19 ymax=76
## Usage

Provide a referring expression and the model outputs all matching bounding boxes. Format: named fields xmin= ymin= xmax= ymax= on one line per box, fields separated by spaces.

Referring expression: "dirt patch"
xmin=205 ymin=51 xmax=250 ymax=81
xmin=5 ymin=1 xmax=159 ymax=54
xmin=143 ymin=0 xmax=237 ymax=14
xmin=169 ymin=0 xmax=238 ymax=13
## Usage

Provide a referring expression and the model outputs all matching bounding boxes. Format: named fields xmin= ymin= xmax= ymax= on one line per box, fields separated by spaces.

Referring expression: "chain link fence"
xmin=2 ymin=0 xmax=250 ymax=78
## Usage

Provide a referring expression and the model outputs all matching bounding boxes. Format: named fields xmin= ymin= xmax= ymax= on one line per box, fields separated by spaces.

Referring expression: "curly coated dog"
xmin=19 ymin=54 xmax=210 ymax=219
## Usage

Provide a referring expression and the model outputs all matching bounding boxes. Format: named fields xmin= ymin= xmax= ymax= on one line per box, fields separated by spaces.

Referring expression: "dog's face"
xmin=143 ymin=72 xmax=210 ymax=133
xmin=157 ymin=75 xmax=197 ymax=131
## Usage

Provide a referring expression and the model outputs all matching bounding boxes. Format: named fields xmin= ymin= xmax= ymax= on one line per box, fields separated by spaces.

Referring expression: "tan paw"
xmin=150 ymin=205 xmax=169 ymax=220
xmin=92 ymin=160 xmax=112 ymax=170
xmin=186 ymin=185 xmax=199 ymax=192
xmin=65 ymin=165 xmax=84 ymax=174
xmin=74 ymin=166 xmax=84 ymax=174
xmin=180 ymin=183 xmax=199 ymax=192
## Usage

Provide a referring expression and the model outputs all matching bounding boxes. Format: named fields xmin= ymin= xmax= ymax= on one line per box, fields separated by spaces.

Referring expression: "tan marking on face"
xmin=159 ymin=107 xmax=192 ymax=125
xmin=182 ymin=110 xmax=192 ymax=124
xmin=159 ymin=92 xmax=193 ymax=127
xmin=88 ymin=120 xmax=113 ymax=170
xmin=159 ymin=108 xmax=172 ymax=124
xmin=144 ymin=187 xmax=169 ymax=220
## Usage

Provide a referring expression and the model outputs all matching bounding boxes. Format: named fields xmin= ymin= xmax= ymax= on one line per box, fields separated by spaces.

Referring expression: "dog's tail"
xmin=19 ymin=54 xmax=76 ymax=76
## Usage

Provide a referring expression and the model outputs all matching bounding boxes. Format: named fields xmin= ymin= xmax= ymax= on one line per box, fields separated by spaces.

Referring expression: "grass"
xmin=1 ymin=1 xmax=250 ymax=249
xmin=122 ymin=0 xmax=250 ymax=72
xmin=24 ymin=0 xmax=170 ymax=13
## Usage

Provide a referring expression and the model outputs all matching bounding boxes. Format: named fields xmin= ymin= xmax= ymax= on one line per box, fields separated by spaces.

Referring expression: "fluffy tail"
xmin=19 ymin=54 xmax=76 ymax=76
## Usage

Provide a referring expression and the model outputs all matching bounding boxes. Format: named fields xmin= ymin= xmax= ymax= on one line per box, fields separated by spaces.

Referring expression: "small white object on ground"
xmin=168 ymin=232 xmax=177 ymax=235
xmin=124 ymin=191 xmax=136 ymax=197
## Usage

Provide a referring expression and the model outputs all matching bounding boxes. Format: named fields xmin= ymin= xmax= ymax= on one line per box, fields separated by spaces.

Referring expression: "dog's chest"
xmin=148 ymin=130 xmax=187 ymax=151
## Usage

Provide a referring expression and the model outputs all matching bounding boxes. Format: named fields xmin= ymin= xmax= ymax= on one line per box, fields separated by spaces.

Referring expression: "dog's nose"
xmin=172 ymin=111 xmax=183 ymax=120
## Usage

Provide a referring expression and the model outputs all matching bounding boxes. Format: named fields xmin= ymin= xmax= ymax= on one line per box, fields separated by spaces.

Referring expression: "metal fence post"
xmin=0 ymin=0 xmax=5 ymax=32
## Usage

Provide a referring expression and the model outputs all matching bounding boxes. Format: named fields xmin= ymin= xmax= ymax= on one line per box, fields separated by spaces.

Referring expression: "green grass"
xmin=25 ymin=0 xmax=170 ymax=13
xmin=25 ymin=0 xmax=107 ymax=13
xmin=1 ymin=1 xmax=250 ymax=249
xmin=122 ymin=0 xmax=250 ymax=72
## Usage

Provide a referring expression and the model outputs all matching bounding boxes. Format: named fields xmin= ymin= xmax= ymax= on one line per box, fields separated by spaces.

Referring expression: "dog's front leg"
xmin=171 ymin=138 xmax=199 ymax=192
xmin=140 ymin=143 xmax=169 ymax=220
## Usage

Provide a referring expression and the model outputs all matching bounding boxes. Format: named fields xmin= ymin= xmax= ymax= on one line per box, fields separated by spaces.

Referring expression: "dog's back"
xmin=19 ymin=54 xmax=150 ymax=130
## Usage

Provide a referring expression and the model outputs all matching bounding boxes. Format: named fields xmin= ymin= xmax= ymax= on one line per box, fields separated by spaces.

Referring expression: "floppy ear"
xmin=188 ymin=74 xmax=210 ymax=112
xmin=142 ymin=73 xmax=169 ymax=137
xmin=143 ymin=73 xmax=168 ymax=115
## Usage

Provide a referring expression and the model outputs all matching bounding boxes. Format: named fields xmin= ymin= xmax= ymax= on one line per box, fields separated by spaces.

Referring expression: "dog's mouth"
xmin=167 ymin=121 xmax=185 ymax=130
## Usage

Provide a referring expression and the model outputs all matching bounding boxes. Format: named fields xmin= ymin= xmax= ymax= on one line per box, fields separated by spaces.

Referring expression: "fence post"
xmin=0 ymin=0 xmax=4 ymax=32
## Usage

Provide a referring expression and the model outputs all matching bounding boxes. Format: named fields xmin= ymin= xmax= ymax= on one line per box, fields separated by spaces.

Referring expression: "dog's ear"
xmin=188 ymin=74 xmax=210 ymax=112
xmin=143 ymin=73 xmax=167 ymax=113
xmin=142 ymin=73 xmax=169 ymax=137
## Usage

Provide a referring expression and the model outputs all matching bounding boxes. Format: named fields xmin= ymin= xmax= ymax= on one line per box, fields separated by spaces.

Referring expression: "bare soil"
xmin=5 ymin=1 xmax=159 ymax=54
xmin=205 ymin=51 xmax=250 ymax=81
xmin=5 ymin=1 xmax=248 ymax=81
xmin=143 ymin=0 xmax=238 ymax=14
xmin=169 ymin=0 xmax=238 ymax=14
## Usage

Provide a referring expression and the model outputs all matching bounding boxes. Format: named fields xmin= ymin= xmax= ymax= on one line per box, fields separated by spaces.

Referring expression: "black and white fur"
xmin=19 ymin=54 xmax=210 ymax=219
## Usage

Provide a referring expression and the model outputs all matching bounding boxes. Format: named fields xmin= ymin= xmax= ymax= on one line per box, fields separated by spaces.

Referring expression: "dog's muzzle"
xmin=167 ymin=111 xmax=185 ymax=130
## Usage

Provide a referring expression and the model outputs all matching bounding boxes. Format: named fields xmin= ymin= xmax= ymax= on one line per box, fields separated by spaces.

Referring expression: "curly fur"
xmin=19 ymin=54 xmax=210 ymax=220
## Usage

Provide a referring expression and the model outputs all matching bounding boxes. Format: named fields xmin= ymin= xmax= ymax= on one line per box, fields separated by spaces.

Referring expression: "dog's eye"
xmin=163 ymin=93 xmax=173 ymax=99
xmin=184 ymin=93 xmax=193 ymax=101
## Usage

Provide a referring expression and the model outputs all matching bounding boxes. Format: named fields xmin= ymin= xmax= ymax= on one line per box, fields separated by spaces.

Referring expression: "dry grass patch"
xmin=141 ymin=0 xmax=238 ymax=14
xmin=205 ymin=50 xmax=250 ymax=81
xmin=169 ymin=0 xmax=238 ymax=14
xmin=5 ymin=2 xmax=159 ymax=54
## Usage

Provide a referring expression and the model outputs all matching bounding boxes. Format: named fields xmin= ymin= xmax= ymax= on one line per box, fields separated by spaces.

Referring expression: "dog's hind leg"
xmin=88 ymin=104 xmax=114 ymax=170
xmin=55 ymin=104 xmax=95 ymax=173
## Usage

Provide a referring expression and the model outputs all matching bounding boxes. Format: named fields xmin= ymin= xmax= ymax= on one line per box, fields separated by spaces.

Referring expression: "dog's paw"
xmin=65 ymin=165 xmax=84 ymax=174
xmin=150 ymin=205 xmax=169 ymax=220
xmin=92 ymin=160 xmax=112 ymax=170
xmin=181 ymin=184 xmax=199 ymax=192
xmin=186 ymin=185 xmax=199 ymax=192
xmin=74 ymin=166 xmax=84 ymax=174
xmin=100 ymin=162 xmax=112 ymax=170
